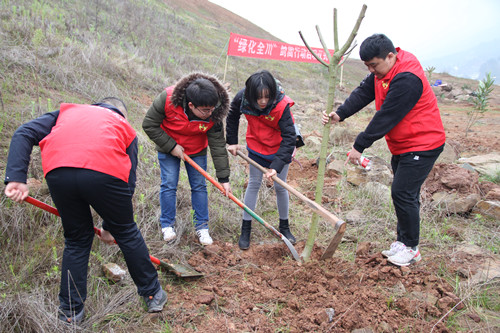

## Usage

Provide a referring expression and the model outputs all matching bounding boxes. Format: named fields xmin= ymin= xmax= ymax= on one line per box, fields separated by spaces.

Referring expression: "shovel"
xmin=183 ymin=153 xmax=301 ymax=262
xmin=24 ymin=196 xmax=203 ymax=278
xmin=236 ymin=150 xmax=346 ymax=259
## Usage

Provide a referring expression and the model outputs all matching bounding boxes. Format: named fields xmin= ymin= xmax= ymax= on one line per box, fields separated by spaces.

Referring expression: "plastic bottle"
xmin=347 ymin=152 xmax=372 ymax=170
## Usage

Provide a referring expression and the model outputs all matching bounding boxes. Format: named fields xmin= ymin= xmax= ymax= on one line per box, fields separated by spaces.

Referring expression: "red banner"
xmin=227 ymin=32 xmax=334 ymax=64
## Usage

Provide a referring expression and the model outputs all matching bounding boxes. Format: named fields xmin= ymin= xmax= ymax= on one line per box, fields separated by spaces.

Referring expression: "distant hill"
xmin=421 ymin=39 xmax=500 ymax=81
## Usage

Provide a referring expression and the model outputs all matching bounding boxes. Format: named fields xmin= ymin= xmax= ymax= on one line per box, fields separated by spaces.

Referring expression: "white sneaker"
xmin=388 ymin=246 xmax=421 ymax=267
xmin=196 ymin=229 xmax=213 ymax=245
xmin=162 ymin=227 xmax=176 ymax=241
xmin=381 ymin=241 xmax=405 ymax=258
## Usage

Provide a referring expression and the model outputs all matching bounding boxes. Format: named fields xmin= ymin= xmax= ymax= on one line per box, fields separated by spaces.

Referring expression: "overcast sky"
xmin=209 ymin=0 xmax=500 ymax=63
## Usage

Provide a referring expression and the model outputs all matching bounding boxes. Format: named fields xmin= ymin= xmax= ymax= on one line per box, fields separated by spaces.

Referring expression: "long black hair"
xmin=244 ymin=70 xmax=277 ymax=110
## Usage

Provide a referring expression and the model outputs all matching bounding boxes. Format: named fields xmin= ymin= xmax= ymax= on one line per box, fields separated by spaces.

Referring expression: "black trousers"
xmin=45 ymin=168 xmax=160 ymax=313
xmin=390 ymin=145 xmax=443 ymax=248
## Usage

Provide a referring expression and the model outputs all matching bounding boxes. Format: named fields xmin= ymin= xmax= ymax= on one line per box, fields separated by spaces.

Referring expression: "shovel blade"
xmin=281 ymin=235 xmax=301 ymax=262
xmin=320 ymin=221 xmax=346 ymax=260
xmin=155 ymin=258 xmax=204 ymax=278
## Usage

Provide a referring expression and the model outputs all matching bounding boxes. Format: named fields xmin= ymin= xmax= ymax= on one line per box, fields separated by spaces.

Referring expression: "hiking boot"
xmin=388 ymin=246 xmax=421 ymax=267
xmin=238 ymin=219 xmax=252 ymax=250
xmin=381 ymin=241 xmax=405 ymax=258
xmin=196 ymin=229 xmax=213 ymax=245
xmin=279 ymin=219 xmax=296 ymax=245
xmin=144 ymin=288 xmax=168 ymax=313
xmin=58 ymin=307 xmax=85 ymax=324
xmin=162 ymin=227 xmax=176 ymax=241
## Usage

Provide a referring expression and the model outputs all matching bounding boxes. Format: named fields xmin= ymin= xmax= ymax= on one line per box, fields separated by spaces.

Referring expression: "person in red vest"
xmin=323 ymin=34 xmax=446 ymax=266
xmin=142 ymin=73 xmax=231 ymax=245
xmin=4 ymin=98 xmax=167 ymax=324
xmin=226 ymin=70 xmax=298 ymax=250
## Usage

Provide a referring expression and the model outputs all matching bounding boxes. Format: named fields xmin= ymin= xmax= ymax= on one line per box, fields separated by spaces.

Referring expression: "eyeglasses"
xmin=195 ymin=106 xmax=215 ymax=114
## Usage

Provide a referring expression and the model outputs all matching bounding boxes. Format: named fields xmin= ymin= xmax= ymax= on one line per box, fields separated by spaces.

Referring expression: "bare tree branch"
xmin=298 ymin=31 xmax=329 ymax=67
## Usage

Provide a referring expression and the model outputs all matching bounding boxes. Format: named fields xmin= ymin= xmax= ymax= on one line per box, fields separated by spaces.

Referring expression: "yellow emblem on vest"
xmin=199 ymin=124 xmax=208 ymax=132
xmin=382 ymin=82 xmax=389 ymax=89
xmin=264 ymin=115 xmax=275 ymax=121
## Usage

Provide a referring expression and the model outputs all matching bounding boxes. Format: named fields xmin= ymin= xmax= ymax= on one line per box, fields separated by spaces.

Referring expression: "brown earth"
xmin=144 ymin=93 xmax=500 ymax=332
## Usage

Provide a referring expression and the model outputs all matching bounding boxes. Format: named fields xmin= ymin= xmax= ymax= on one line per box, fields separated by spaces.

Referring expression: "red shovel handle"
xmin=24 ymin=196 xmax=163 ymax=263
xmin=25 ymin=196 xmax=60 ymax=216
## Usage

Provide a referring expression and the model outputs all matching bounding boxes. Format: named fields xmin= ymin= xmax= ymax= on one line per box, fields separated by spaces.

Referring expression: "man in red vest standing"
xmin=323 ymin=34 xmax=445 ymax=267
xmin=4 ymin=98 xmax=167 ymax=324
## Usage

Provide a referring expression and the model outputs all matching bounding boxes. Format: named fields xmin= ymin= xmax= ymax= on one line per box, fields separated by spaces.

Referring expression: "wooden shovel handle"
xmin=236 ymin=150 xmax=344 ymax=230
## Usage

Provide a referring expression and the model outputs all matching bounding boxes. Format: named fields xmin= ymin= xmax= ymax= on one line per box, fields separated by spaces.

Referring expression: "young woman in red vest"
xmin=323 ymin=34 xmax=445 ymax=267
xmin=4 ymin=98 xmax=167 ymax=323
xmin=142 ymin=73 xmax=231 ymax=246
xmin=226 ymin=70 xmax=297 ymax=250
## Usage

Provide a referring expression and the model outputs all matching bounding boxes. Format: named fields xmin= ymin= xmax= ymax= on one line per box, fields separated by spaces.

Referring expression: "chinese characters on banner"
xmin=227 ymin=32 xmax=334 ymax=64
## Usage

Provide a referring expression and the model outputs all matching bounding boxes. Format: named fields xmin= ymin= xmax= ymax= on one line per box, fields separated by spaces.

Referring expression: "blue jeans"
xmin=158 ymin=152 xmax=209 ymax=230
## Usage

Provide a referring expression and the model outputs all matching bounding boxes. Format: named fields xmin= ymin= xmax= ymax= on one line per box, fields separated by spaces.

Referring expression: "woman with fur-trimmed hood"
xmin=142 ymin=72 xmax=231 ymax=246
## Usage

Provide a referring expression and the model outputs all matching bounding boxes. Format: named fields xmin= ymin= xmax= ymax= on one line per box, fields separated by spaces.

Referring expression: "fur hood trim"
xmin=170 ymin=72 xmax=229 ymax=124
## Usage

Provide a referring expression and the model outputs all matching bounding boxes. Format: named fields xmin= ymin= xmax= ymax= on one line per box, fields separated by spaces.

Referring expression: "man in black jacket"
xmin=323 ymin=34 xmax=445 ymax=267
xmin=4 ymin=97 xmax=167 ymax=324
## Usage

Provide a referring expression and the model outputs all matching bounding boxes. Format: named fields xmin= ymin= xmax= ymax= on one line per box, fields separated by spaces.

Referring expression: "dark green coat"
xmin=142 ymin=72 xmax=230 ymax=182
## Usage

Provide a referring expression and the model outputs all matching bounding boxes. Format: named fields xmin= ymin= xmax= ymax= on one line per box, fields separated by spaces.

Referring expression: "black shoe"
xmin=238 ymin=219 xmax=251 ymax=250
xmin=280 ymin=228 xmax=297 ymax=244
xmin=279 ymin=219 xmax=296 ymax=244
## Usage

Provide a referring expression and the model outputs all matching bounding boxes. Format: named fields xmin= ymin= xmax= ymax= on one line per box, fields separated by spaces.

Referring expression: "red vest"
xmin=39 ymin=103 xmax=136 ymax=182
xmin=160 ymin=86 xmax=214 ymax=155
xmin=244 ymin=95 xmax=294 ymax=155
xmin=375 ymin=48 xmax=446 ymax=154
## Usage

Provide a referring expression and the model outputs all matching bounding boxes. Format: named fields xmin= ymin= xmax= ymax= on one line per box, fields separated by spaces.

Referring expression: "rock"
xmin=485 ymin=188 xmax=500 ymax=200
xmin=472 ymin=200 xmax=500 ymax=220
xmin=432 ymin=192 xmax=481 ymax=214
xmin=364 ymin=182 xmax=391 ymax=202
xmin=410 ymin=291 xmax=438 ymax=306
xmin=437 ymin=296 xmax=454 ymax=310
xmin=468 ymin=258 xmax=500 ymax=285
xmin=468 ymin=312 xmax=481 ymax=323
xmin=458 ymin=153 xmax=500 ymax=177
xmin=346 ymin=163 xmax=393 ymax=187
xmin=380 ymin=266 xmax=392 ymax=274
xmin=304 ymin=136 xmax=321 ymax=151
xmin=195 ymin=294 xmax=215 ymax=305
xmin=424 ymin=164 xmax=480 ymax=198
xmin=391 ymin=280 xmax=406 ymax=296
xmin=356 ymin=242 xmax=371 ymax=256
xmin=368 ymin=270 xmax=379 ymax=280
xmin=352 ymin=328 xmax=374 ymax=333
xmin=344 ymin=209 xmax=364 ymax=224
xmin=378 ymin=321 xmax=392 ymax=333
xmin=326 ymin=308 xmax=335 ymax=322
xmin=313 ymin=308 xmax=330 ymax=324
xmin=400 ymin=266 xmax=411 ymax=276
xmin=460 ymin=162 xmax=476 ymax=173
xmin=102 ymin=263 xmax=126 ymax=283
xmin=436 ymin=142 xmax=458 ymax=163
xmin=326 ymin=159 xmax=344 ymax=175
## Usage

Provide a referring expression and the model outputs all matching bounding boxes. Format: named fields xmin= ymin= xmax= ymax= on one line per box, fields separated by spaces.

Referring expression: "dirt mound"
xmin=423 ymin=163 xmax=480 ymax=197
xmin=150 ymin=241 xmax=464 ymax=332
